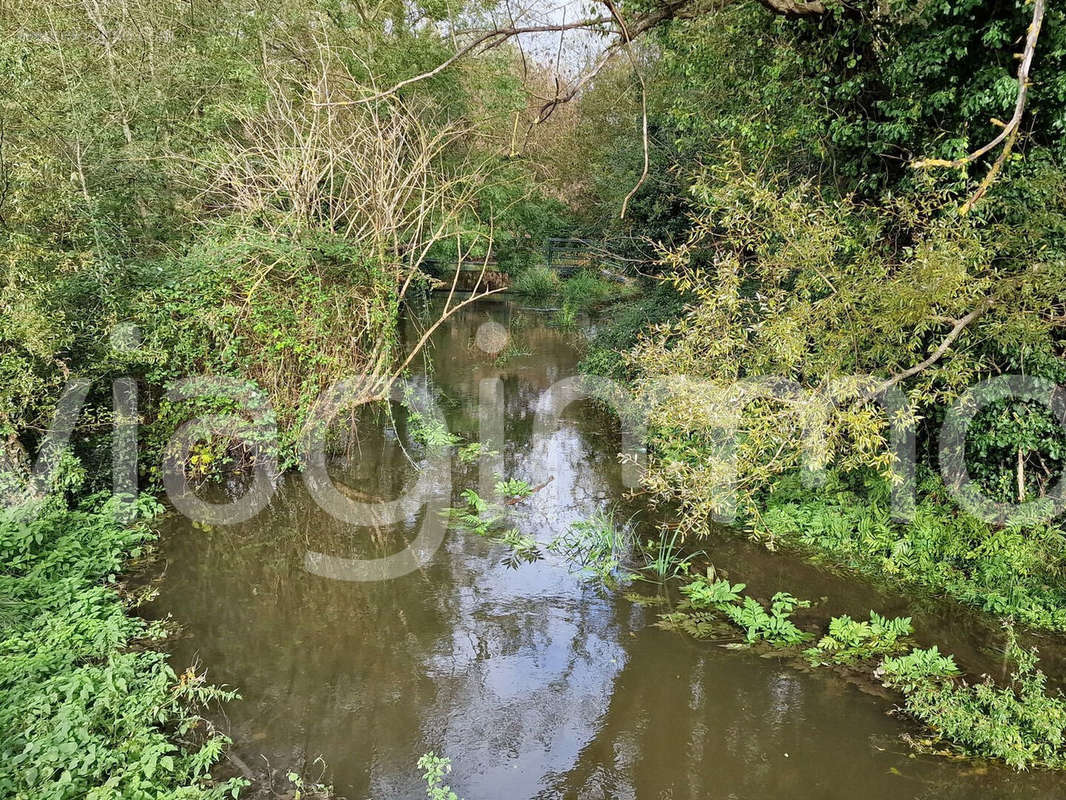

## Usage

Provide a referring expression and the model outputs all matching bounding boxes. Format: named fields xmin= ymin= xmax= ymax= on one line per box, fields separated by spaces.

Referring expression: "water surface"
xmin=149 ymin=299 xmax=1065 ymax=799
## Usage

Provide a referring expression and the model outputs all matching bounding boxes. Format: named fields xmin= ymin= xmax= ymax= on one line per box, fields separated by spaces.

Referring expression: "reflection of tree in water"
xmin=150 ymin=415 xmax=464 ymax=792
xmin=148 ymin=301 xmax=1066 ymax=800
xmin=535 ymin=630 xmax=1062 ymax=800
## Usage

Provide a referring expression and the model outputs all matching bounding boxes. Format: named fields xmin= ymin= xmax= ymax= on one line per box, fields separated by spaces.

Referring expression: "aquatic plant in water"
xmin=494 ymin=478 xmax=534 ymax=501
xmin=805 ymin=612 xmax=914 ymax=665
xmin=548 ymin=510 xmax=637 ymax=585
xmin=880 ymin=627 xmax=1066 ymax=770
xmin=637 ymin=526 xmax=701 ymax=583
xmin=441 ymin=488 xmax=542 ymax=566
xmin=660 ymin=574 xmax=811 ymax=647
xmin=722 ymin=593 xmax=812 ymax=646
xmin=418 ymin=753 xmax=462 ymax=800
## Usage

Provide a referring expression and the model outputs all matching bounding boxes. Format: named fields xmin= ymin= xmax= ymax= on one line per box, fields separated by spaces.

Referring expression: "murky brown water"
xmin=149 ymin=298 xmax=1066 ymax=799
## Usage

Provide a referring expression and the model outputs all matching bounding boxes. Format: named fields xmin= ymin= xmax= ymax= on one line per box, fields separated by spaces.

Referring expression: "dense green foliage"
xmin=557 ymin=0 xmax=1066 ymax=641
xmin=0 ymin=0 xmax=565 ymax=481
xmin=0 ymin=0 xmax=565 ymax=793
xmin=0 ymin=494 xmax=242 ymax=799
xmin=579 ymin=282 xmax=686 ymax=380
xmin=663 ymin=571 xmax=1066 ymax=769
xmin=881 ymin=631 xmax=1066 ymax=770
xmin=760 ymin=470 xmax=1066 ymax=630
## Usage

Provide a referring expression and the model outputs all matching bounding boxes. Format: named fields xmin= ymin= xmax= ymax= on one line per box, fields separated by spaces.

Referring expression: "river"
xmin=147 ymin=297 xmax=1065 ymax=799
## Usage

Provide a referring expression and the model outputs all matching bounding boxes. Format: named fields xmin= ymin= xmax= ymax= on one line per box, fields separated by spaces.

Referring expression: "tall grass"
xmin=561 ymin=269 xmax=634 ymax=311
xmin=510 ymin=266 xmax=560 ymax=302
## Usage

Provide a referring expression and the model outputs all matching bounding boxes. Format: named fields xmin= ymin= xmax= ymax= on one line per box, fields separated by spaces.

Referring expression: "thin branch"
xmin=383 ymin=286 xmax=508 ymax=390
xmin=878 ymin=307 xmax=986 ymax=392
xmin=604 ymin=0 xmax=650 ymax=219
xmin=911 ymin=0 xmax=1045 ymax=212
xmin=328 ymin=17 xmax=615 ymax=106
xmin=334 ymin=1 xmax=766 ymax=108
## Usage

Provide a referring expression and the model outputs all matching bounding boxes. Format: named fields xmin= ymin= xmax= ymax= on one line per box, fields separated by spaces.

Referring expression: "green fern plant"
xmin=806 ymin=612 xmax=914 ymax=665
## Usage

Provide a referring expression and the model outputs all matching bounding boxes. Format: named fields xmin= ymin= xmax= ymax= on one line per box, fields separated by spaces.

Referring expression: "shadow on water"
xmin=146 ymin=297 xmax=1066 ymax=799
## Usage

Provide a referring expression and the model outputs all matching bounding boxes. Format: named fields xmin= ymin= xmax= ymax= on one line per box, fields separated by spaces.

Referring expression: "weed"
xmin=560 ymin=269 xmax=634 ymax=312
xmin=637 ymin=527 xmax=701 ymax=582
xmin=0 ymin=495 xmax=244 ymax=799
xmin=494 ymin=478 xmax=533 ymax=501
xmin=680 ymin=576 xmax=746 ymax=608
xmin=723 ymin=593 xmax=812 ymax=646
xmin=418 ymin=752 xmax=462 ymax=800
xmin=878 ymin=646 xmax=962 ymax=691
xmin=457 ymin=442 xmax=498 ymax=465
xmin=757 ymin=470 xmax=1066 ymax=631
xmin=805 ymin=612 xmax=913 ymax=665
xmin=662 ymin=573 xmax=810 ymax=647
xmin=493 ymin=342 xmax=532 ymax=366
xmin=442 ymin=488 xmax=542 ymax=566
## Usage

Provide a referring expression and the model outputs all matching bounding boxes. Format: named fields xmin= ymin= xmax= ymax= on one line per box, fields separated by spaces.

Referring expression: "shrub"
xmin=881 ymin=632 xmax=1066 ymax=770
xmin=579 ymin=282 xmax=685 ymax=379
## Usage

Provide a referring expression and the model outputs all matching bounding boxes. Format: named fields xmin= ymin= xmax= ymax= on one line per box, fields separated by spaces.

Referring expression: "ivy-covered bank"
xmin=0 ymin=493 xmax=242 ymax=800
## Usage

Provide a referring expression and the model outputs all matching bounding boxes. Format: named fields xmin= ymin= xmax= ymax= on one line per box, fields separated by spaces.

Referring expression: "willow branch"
xmin=878 ymin=307 xmax=986 ymax=393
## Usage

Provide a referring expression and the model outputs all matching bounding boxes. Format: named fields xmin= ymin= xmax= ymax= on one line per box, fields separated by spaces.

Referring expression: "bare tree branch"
xmin=330 ymin=17 xmax=616 ymax=106
xmin=331 ymin=0 xmax=814 ymax=108
xmin=912 ymin=0 xmax=1045 ymax=213
xmin=603 ymin=0 xmax=651 ymax=219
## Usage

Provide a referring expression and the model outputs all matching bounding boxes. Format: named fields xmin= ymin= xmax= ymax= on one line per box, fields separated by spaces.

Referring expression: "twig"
xmin=911 ymin=0 xmax=1045 ymax=214
xmin=503 ymin=475 xmax=555 ymax=505
xmin=604 ymin=0 xmax=650 ymax=219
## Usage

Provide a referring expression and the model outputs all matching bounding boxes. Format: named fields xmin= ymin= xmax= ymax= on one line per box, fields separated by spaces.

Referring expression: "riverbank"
xmin=0 ymin=493 xmax=243 ymax=799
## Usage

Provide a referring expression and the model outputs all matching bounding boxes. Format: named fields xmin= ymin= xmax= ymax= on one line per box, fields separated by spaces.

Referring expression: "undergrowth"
xmin=510 ymin=267 xmax=560 ymax=303
xmin=578 ymin=281 xmax=685 ymax=380
xmin=756 ymin=470 xmax=1066 ymax=632
xmin=0 ymin=494 xmax=242 ymax=800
